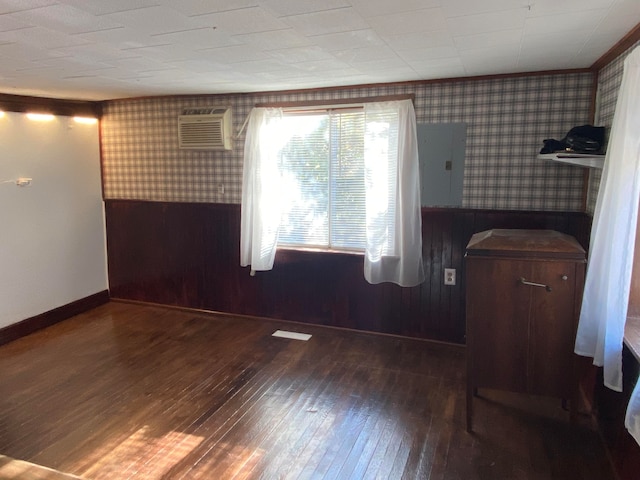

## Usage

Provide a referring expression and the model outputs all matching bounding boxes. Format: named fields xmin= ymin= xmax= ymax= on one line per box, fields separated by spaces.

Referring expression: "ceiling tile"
xmin=95 ymin=67 xmax=156 ymax=80
xmin=76 ymin=27 xmax=168 ymax=50
xmin=0 ymin=15 xmax=32 ymax=32
xmin=232 ymin=29 xmax=311 ymax=50
xmin=121 ymin=43 xmax=208 ymax=63
xmin=189 ymin=6 xmax=289 ymax=35
xmin=366 ymin=8 xmax=447 ymax=36
xmin=168 ymin=59 xmax=234 ymax=74
xmin=443 ymin=0 xmax=530 ymax=17
xmin=454 ymin=29 xmax=522 ymax=51
xmin=8 ymin=3 xmax=123 ymax=34
xmin=102 ymin=6 xmax=206 ymax=36
xmin=333 ymin=46 xmax=400 ymax=64
xmin=231 ymin=59 xmax=290 ymax=74
xmin=280 ymin=8 xmax=368 ymax=36
xmin=526 ymin=0 xmax=616 ymax=17
xmin=152 ymin=27 xmax=241 ymax=50
xmin=396 ymin=46 xmax=460 ymax=62
xmin=411 ymin=63 xmax=466 ymax=79
xmin=447 ymin=8 xmax=527 ymax=36
xmin=59 ymin=0 xmax=161 ymax=16
xmin=383 ymin=30 xmax=454 ymax=50
xmin=349 ymin=0 xmax=440 ymax=18
xmin=310 ymin=29 xmax=385 ymax=51
xmin=158 ymin=0 xmax=260 ymax=17
xmin=54 ymin=43 xmax=138 ymax=64
xmin=196 ymin=44 xmax=271 ymax=64
xmin=520 ymin=31 xmax=590 ymax=54
xmin=292 ymin=58 xmax=357 ymax=73
xmin=0 ymin=0 xmax=58 ymax=15
xmin=524 ymin=9 xmax=609 ymax=35
xmin=267 ymin=46 xmax=334 ymax=63
xmin=0 ymin=26 xmax=91 ymax=49
xmin=0 ymin=41 xmax=69 ymax=61
xmin=356 ymin=63 xmax=417 ymax=78
xmin=406 ymin=56 xmax=464 ymax=72
xmin=0 ymin=56 xmax=37 ymax=71
xmin=262 ymin=0 xmax=351 ymax=17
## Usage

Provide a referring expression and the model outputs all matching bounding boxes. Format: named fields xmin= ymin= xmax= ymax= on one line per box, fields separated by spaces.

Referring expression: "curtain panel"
xmin=573 ymin=46 xmax=640 ymax=444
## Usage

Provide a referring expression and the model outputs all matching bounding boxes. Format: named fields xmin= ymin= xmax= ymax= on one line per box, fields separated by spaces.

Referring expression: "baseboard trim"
xmin=110 ymin=297 xmax=466 ymax=351
xmin=0 ymin=290 xmax=110 ymax=346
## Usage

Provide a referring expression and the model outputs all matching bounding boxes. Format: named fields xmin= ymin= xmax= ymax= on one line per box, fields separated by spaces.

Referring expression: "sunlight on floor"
xmin=81 ymin=426 xmax=204 ymax=479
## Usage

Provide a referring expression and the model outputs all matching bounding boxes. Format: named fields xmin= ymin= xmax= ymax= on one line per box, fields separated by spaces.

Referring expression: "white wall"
xmin=0 ymin=111 xmax=107 ymax=329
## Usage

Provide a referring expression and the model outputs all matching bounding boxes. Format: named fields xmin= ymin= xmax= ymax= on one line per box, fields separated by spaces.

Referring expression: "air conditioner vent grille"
xmin=178 ymin=107 xmax=232 ymax=150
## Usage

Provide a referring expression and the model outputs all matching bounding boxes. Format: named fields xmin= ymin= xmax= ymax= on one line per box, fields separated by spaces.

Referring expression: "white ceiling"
xmin=0 ymin=0 xmax=638 ymax=101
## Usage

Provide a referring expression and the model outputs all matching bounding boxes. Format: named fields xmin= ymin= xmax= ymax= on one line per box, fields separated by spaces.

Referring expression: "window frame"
xmin=253 ymin=95 xmax=415 ymax=255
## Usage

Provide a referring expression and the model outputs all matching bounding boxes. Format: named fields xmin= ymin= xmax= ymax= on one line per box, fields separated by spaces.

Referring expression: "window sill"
xmin=277 ymin=245 xmax=364 ymax=257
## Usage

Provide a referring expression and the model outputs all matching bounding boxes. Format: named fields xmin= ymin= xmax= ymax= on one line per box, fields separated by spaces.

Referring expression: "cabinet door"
xmin=466 ymin=257 xmax=531 ymax=393
xmin=527 ymin=260 xmax=578 ymax=398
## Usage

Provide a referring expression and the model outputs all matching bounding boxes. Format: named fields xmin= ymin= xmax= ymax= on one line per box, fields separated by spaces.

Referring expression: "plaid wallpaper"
xmin=101 ymin=72 xmax=593 ymax=211
xmin=587 ymin=39 xmax=640 ymax=214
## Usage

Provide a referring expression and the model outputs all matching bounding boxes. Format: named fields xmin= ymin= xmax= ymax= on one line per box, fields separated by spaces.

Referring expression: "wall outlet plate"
xmin=444 ymin=268 xmax=456 ymax=286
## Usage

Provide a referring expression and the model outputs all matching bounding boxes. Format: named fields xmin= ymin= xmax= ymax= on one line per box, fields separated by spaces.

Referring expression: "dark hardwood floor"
xmin=0 ymin=302 xmax=613 ymax=479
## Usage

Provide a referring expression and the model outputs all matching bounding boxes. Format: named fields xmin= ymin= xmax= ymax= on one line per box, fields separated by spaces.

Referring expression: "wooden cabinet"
xmin=465 ymin=229 xmax=585 ymax=431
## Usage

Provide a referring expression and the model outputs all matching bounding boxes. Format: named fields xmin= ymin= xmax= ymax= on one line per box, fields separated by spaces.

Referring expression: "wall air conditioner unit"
xmin=178 ymin=107 xmax=232 ymax=150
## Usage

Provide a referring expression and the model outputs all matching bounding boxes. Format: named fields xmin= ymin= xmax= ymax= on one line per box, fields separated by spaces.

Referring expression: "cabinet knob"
xmin=561 ymin=275 xmax=568 ymax=281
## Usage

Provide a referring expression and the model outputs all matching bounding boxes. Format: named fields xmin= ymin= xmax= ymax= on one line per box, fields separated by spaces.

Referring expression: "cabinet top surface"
xmin=465 ymin=229 xmax=585 ymax=260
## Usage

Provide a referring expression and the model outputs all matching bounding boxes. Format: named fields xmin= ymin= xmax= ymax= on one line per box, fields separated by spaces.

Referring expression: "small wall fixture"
xmin=26 ymin=113 xmax=55 ymax=121
xmin=16 ymin=177 xmax=32 ymax=187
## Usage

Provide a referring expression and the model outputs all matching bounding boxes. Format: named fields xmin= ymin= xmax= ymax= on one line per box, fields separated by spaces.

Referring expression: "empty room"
xmin=1 ymin=1 xmax=640 ymax=479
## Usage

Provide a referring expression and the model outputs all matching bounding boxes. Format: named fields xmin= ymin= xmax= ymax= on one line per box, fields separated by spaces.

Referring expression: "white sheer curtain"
xmin=363 ymin=100 xmax=425 ymax=286
xmin=240 ymin=107 xmax=284 ymax=274
xmin=573 ymin=46 xmax=640 ymax=442
xmin=240 ymin=99 xmax=425 ymax=287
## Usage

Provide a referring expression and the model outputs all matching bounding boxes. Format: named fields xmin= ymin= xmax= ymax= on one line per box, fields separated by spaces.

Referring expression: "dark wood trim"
xmin=0 ymin=290 xmax=109 ymax=346
xmin=0 ymin=93 xmax=101 ymax=118
xmin=591 ymin=22 xmax=640 ymax=72
xmin=98 ymin=118 xmax=106 ymax=200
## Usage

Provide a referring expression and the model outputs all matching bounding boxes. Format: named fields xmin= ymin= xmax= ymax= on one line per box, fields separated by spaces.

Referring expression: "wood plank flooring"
xmin=0 ymin=302 xmax=614 ymax=479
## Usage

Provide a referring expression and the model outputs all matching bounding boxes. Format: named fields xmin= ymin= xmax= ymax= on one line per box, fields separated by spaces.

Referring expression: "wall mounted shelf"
xmin=538 ymin=153 xmax=605 ymax=169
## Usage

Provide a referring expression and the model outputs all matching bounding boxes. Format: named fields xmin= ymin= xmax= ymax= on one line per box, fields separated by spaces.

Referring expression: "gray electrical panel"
xmin=417 ymin=123 xmax=467 ymax=207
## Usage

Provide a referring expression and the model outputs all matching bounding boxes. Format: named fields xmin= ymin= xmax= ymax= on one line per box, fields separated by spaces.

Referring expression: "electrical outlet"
xmin=444 ymin=268 xmax=456 ymax=286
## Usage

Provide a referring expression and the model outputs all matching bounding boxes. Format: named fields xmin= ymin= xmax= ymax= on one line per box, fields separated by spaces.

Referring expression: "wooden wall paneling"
xmin=428 ymin=211 xmax=445 ymax=339
xmin=104 ymin=200 xmax=592 ymax=344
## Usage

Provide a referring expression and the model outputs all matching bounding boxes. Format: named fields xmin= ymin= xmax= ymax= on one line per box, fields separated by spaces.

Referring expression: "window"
xmin=241 ymin=99 xmax=425 ymax=287
xmin=277 ymin=108 xmax=368 ymax=251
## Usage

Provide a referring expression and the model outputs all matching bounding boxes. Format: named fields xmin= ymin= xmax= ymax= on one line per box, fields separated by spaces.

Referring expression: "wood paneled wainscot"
xmin=465 ymin=229 xmax=586 ymax=431
xmin=105 ymin=200 xmax=591 ymax=344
